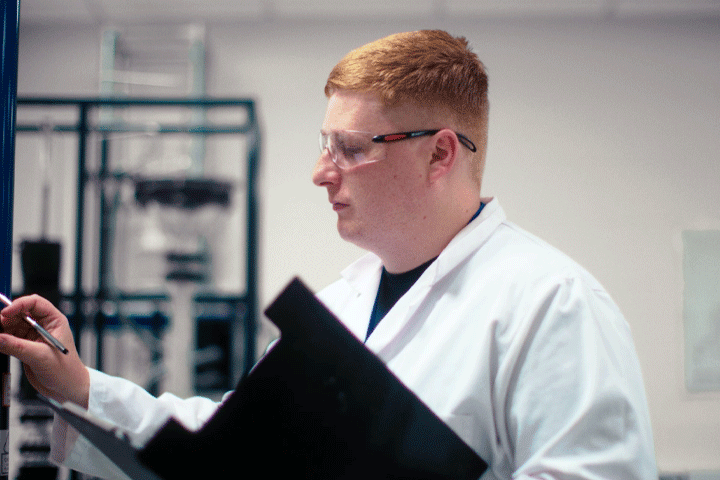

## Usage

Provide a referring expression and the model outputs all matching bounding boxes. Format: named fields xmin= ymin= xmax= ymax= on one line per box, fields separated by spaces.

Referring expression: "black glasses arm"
xmin=372 ymin=130 xmax=477 ymax=152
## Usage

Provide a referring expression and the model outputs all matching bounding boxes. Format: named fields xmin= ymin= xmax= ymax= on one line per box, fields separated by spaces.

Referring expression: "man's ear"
xmin=428 ymin=130 xmax=458 ymax=182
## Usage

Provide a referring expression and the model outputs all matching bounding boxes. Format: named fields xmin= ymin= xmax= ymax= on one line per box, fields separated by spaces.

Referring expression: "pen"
xmin=0 ymin=293 xmax=69 ymax=355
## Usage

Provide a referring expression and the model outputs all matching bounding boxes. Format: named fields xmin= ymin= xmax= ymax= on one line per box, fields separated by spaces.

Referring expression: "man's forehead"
xmin=323 ymin=91 xmax=385 ymax=128
xmin=323 ymin=91 xmax=432 ymax=133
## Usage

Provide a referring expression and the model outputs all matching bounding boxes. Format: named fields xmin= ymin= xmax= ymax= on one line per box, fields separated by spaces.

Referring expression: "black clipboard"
xmin=47 ymin=277 xmax=488 ymax=479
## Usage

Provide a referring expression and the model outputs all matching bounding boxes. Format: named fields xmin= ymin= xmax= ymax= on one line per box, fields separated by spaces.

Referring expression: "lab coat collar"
xmin=433 ymin=197 xmax=505 ymax=282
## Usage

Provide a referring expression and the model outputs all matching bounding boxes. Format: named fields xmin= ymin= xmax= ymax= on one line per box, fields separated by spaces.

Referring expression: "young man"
xmin=0 ymin=30 xmax=657 ymax=479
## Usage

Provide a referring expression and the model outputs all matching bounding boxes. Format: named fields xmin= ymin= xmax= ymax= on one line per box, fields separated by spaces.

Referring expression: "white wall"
xmin=14 ymin=16 xmax=720 ymax=474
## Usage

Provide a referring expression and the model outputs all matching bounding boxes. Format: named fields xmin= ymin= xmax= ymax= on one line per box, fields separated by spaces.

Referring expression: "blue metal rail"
xmin=0 ymin=1 xmax=19 ymax=478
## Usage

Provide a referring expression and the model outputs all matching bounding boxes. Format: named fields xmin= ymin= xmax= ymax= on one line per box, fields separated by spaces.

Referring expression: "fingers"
xmin=0 ymin=294 xmax=69 ymax=341
xmin=0 ymin=331 xmax=56 ymax=366
xmin=0 ymin=330 xmax=60 ymax=399
xmin=1 ymin=294 xmax=61 ymax=323
xmin=0 ymin=330 xmax=89 ymax=408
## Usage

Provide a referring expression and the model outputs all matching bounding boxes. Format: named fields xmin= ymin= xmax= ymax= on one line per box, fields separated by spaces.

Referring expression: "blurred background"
xmin=4 ymin=0 xmax=720 ymax=479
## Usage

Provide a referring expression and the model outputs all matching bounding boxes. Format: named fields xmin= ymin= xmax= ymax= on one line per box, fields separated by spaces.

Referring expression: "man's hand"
xmin=0 ymin=295 xmax=89 ymax=408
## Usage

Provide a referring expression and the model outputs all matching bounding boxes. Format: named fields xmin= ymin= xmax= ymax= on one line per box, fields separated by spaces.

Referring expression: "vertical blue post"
xmin=0 ymin=1 xmax=19 ymax=478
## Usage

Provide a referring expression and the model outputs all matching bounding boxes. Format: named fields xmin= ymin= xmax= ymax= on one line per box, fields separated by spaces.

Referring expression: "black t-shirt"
xmin=365 ymin=256 xmax=436 ymax=340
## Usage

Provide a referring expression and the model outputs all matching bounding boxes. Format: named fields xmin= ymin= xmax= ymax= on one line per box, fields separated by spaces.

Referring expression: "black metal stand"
xmin=16 ymin=97 xmax=260 ymax=383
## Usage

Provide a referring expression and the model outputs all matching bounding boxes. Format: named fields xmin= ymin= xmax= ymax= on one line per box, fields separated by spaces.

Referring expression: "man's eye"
xmin=342 ymin=145 xmax=364 ymax=155
xmin=339 ymin=144 xmax=366 ymax=159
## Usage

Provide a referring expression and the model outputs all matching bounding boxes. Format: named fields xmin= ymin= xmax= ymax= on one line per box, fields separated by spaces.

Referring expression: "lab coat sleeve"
xmin=497 ymin=273 xmax=656 ymax=480
xmin=50 ymin=368 xmax=227 ymax=479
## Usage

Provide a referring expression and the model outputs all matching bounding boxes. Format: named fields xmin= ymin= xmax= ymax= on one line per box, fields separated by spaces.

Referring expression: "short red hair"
xmin=325 ymin=30 xmax=489 ymax=183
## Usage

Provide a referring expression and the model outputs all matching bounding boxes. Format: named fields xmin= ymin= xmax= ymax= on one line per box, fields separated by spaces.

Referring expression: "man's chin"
xmin=337 ymin=224 xmax=358 ymax=242
xmin=337 ymin=222 xmax=366 ymax=247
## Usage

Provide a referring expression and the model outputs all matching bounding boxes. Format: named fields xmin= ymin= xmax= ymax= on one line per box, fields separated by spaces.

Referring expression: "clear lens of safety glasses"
xmin=319 ymin=130 xmax=380 ymax=169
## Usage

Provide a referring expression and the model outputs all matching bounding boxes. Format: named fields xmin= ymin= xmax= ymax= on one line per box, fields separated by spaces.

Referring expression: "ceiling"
xmin=18 ymin=0 xmax=720 ymax=25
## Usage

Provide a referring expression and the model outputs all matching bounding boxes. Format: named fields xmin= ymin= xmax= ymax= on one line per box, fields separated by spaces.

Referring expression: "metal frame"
xmin=15 ymin=96 xmax=261 ymax=382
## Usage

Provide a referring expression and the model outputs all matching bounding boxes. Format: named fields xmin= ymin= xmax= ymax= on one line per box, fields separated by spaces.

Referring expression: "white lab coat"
xmin=52 ymin=198 xmax=657 ymax=479
xmin=315 ymin=198 xmax=657 ymax=479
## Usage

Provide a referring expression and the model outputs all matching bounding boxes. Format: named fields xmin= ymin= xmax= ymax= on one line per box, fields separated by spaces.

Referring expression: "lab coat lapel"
xmin=337 ymin=253 xmax=383 ymax=341
xmin=364 ymin=265 xmax=435 ymax=358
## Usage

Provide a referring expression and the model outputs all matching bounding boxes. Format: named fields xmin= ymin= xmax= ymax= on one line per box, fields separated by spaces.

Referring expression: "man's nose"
xmin=312 ymin=149 xmax=340 ymax=187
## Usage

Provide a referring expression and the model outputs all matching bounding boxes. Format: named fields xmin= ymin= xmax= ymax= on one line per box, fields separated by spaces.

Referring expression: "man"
xmin=0 ymin=30 xmax=657 ymax=479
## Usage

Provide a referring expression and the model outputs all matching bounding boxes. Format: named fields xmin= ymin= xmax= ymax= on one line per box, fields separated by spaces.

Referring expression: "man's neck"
xmin=379 ymin=200 xmax=484 ymax=274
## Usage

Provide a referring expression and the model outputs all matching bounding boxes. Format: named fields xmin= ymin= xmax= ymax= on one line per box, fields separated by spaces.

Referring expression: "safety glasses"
xmin=319 ymin=129 xmax=477 ymax=169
